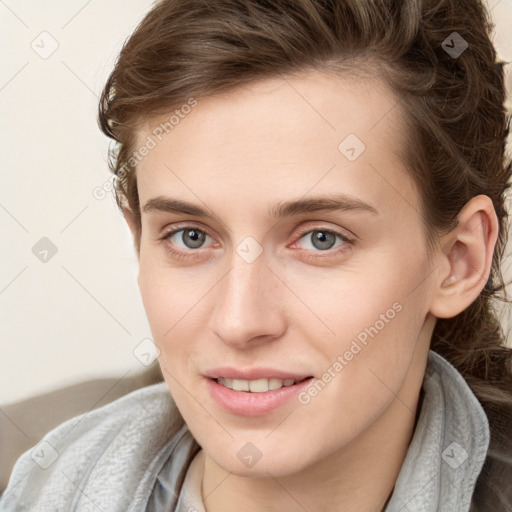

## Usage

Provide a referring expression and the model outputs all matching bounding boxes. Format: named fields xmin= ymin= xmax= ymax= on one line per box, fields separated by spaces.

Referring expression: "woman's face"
xmin=132 ymin=71 xmax=438 ymax=477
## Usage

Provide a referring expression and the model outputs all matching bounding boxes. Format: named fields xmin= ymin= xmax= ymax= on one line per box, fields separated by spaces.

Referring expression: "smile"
xmin=216 ymin=376 xmax=310 ymax=392
xmin=207 ymin=376 xmax=314 ymax=416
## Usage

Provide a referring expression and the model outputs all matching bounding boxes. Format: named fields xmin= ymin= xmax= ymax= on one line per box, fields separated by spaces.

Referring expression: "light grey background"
xmin=1 ymin=0 xmax=511 ymax=404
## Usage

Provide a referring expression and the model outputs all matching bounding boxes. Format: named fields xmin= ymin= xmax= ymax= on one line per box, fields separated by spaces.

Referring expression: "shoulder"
xmin=0 ymin=382 xmax=188 ymax=511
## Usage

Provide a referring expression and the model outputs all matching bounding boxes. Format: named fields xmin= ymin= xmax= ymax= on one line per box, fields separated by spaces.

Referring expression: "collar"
xmin=385 ymin=350 xmax=490 ymax=512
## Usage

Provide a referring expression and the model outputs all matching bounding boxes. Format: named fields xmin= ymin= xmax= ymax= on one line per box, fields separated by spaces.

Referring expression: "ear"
xmin=122 ymin=206 xmax=141 ymax=263
xmin=122 ymin=206 xmax=138 ymax=238
xmin=429 ymin=195 xmax=499 ymax=319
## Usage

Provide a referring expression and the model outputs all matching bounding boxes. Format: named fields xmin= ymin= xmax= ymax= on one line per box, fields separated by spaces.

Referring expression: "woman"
xmin=2 ymin=0 xmax=511 ymax=510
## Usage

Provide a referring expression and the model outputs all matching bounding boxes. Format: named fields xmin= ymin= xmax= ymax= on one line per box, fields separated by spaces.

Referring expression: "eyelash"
xmin=157 ymin=224 xmax=354 ymax=261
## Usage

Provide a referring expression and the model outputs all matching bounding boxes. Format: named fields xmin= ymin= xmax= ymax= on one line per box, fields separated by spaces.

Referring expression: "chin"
xmin=217 ymin=454 xmax=305 ymax=478
xmin=202 ymin=435 xmax=318 ymax=478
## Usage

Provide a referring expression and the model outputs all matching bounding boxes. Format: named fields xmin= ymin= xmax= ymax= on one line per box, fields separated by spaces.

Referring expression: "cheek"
xmin=137 ymin=255 xmax=211 ymax=382
xmin=137 ymin=259 xmax=188 ymax=369
xmin=296 ymin=247 xmax=430 ymax=398
xmin=138 ymin=267 xmax=198 ymax=409
xmin=291 ymin=250 xmax=426 ymax=347
xmin=290 ymin=291 xmax=427 ymax=460
xmin=138 ymin=269 xmax=173 ymax=339
xmin=137 ymin=250 xmax=196 ymax=338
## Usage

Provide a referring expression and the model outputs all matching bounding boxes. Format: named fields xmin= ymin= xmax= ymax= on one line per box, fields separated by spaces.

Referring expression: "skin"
xmin=123 ymin=70 xmax=498 ymax=512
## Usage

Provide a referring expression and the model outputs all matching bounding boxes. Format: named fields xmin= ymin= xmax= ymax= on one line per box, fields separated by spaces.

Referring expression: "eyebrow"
xmin=142 ymin=193 xmax=378 ymax=220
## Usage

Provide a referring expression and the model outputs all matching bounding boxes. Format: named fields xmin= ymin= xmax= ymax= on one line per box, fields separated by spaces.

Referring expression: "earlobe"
xmin=429 ymin=195 xmax=499 ymax=319
xmin=122 ymin=207 xmax=141 ymax=261
xmin=122 ymin=207 xmax=138 ymax=238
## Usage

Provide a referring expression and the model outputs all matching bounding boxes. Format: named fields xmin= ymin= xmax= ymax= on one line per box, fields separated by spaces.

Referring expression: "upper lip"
xmin=204 ymin=367 xmax=313 ymax=381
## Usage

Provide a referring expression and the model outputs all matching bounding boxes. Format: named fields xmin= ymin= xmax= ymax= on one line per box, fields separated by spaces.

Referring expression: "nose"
xmin=209 ymin=250 xmax=286 ymax=349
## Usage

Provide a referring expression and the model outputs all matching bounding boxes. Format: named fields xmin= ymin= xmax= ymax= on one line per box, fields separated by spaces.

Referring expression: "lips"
xmin=203 ymin=367 xmax=312 ymax=381
xmin=204 ymin=367 xmax=315 ymax=416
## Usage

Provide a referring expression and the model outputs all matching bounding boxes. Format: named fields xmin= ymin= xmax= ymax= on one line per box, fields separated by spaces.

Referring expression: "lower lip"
xmin=206 ymin=377 xmax=314 ymax=416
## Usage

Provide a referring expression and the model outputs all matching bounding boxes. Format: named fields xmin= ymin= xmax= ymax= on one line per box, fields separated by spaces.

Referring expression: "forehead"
xmin=137 ymin=70 xmax=407 ymax=154
xmin=134 ymin=70 xmax=419 ymax=222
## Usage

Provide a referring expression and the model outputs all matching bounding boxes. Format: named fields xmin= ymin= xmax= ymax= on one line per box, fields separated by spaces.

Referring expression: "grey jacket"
xmin=0 ymin=351 xmax=496 ymax=511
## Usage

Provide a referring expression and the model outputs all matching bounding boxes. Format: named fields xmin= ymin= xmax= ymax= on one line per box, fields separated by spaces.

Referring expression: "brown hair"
xmin=98 ymin=0 xmax=512 ymax=507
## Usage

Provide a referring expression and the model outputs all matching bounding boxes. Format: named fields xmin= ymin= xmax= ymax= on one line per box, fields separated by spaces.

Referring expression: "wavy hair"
xmin=97 ymin=0 xmax=512 ymax=507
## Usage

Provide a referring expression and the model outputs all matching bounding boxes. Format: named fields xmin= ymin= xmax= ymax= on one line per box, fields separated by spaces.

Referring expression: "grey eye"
xmin=298 ymin=230 xmax=346 ymax=251
xmin=308 ymin=231 xmax=337 ymax=250
xmin=179 ymin=228 xmax=207 ymax=249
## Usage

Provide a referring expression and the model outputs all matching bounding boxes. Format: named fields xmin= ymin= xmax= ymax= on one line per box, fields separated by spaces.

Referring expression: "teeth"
xmin=217 ymin=377 xmax=300 ymax=392
xmin=232 ymin=379 xmax=249 ymax=391
xmin=269 ymin=378 xmax=284 ymax=390
xmin=249 ymin=378 xmax=269 ymax=392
